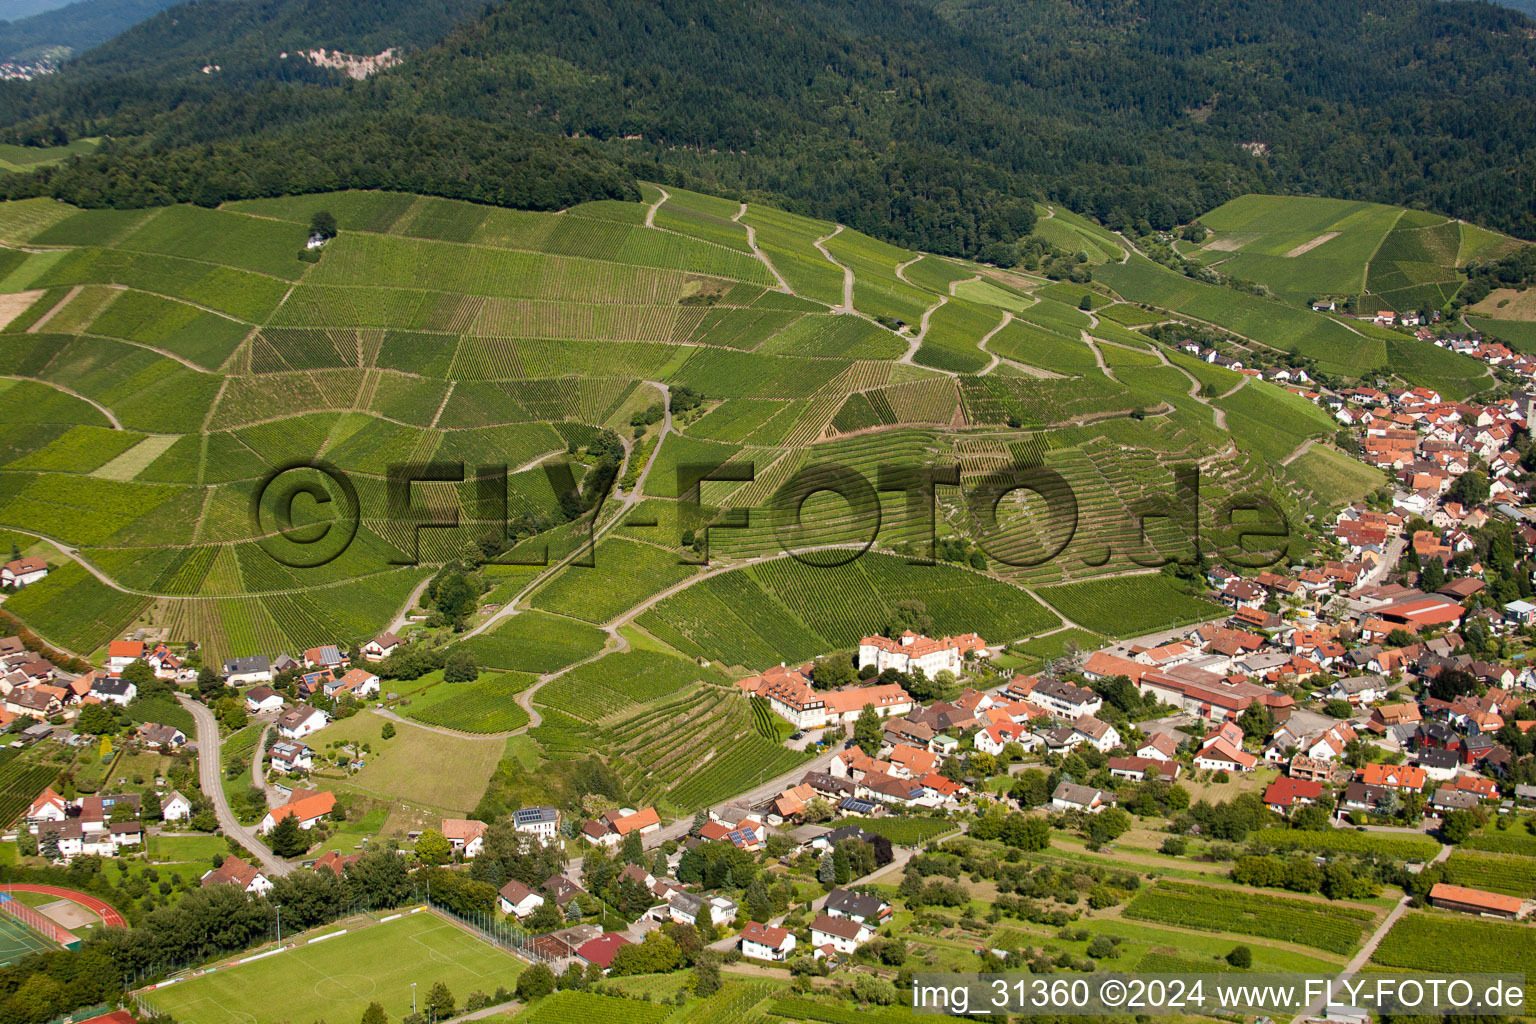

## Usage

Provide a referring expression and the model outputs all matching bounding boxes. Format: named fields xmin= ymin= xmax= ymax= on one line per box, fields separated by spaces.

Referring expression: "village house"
xmin=1263 ymin=777 xmax=1323 ymax=816
xmin=362 ymin=632 xmax=402 ymax=662
xmin=441 ymin=818 xmax=487 ymax=857
xmin=276 ymin=704 xmax=328 ymax=739
xmin=1107 ymin=756 xmax=1180 ymax=783
xmin=824 ymin=888 xmax=892 ymax=924
xmin=497 ymin=880 xmax=545 ymax=918
xmin=258 ymin=790 xmax=336 ymax=834
xmin=513 ymin=805 xmax=560 ymax=843
xmin=740 ymin=920 xmax=796 ymax=961
xmin=0 ymin=557 xmax=47 ymax=588
xmin=302 ymin=645 xmax=348 ymax=670
xmin=582 ymin=806 xmax=661 ymax=846
xmin=135 ymin=722 xmax=186 ymax=749
xmin=201 ymin=855 xmax=273 ymax=897
xmin=161 ymin=790 xmax=193 ymax=822
xmin=223 ymin=655 xmax=272 ymax=685
xmin=106 ymin=641 xmax=145 ymax=672
xmin=323 ymin=667 xmax=380 ymax=700
xmin=810 ymin=912 xmax=872 ymax=955
xmin=1050 ymin=781 xmax=1110 ymax=813
xmin=1024 ymin=678 xmax=1103 ymax=719
xmin=91 ymin=675 xmax=136 ymax=706
xmin=268 ymin=739 xmax=313 ymax=774
xmin=244 ymin=685 xmax=285 ymax=714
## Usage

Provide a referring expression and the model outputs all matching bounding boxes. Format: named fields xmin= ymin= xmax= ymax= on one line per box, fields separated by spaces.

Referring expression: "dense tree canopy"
xmin=0 ymin=0 xmax=1532 ymax=255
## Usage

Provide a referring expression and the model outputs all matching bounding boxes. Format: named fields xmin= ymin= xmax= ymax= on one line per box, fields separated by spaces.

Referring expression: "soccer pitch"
xmin=140 ymin=911 xmax=526 ymax=1023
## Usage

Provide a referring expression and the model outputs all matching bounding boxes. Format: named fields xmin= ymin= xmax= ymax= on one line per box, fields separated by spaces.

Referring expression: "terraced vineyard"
xmin=0 ymin=187 xmax=1417 ymax=718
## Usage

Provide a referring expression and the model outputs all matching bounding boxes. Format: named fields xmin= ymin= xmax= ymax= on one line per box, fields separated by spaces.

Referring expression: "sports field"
xmin=0 ymin=907 xmax=55 ymax=965
xmin=140 ymin=911 xmax=525 ymax=1024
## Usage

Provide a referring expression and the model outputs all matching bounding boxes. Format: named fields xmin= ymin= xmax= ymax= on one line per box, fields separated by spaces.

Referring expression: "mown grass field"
xmin=308 ymin=715 xmax=503 ymax=813
xmin=140 ymin=911 xmax=524 ymax=1024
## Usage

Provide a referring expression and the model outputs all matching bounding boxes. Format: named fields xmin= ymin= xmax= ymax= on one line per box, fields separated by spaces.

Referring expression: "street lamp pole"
xmin=275 ymin=904 xmax=282 ymax=948
xmin=411 ymin=982 xmax=417 ymax=1014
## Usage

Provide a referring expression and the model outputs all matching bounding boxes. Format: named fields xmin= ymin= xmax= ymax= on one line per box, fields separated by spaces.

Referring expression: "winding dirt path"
xmin=735 ymin=204 xmax=792 ymax=293
xmin=975 ymin=311 xmax=1014 ymax=376
xmin=462 ymin=380 xmax=673 ymax=643
xmin=644 ymin=186 xmax=669 ymax=228
xmin=3 ymin=375 xmax=121 ymax=428
xmin=1280 ymin=438 xmax=1316 ymax=466
xmin=812 ymin=224 xmax=855 ymax=312
xmin=899 ymin=295 xmax=949 ymax=370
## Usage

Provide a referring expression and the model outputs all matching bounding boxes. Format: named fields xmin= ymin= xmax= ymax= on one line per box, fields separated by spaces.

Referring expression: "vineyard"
xmin=0 ymin=185 xmax=1425 ymax=739
xmin=1036 ymin=575 xmax=1222 ymax=637
xmin=535 ymin=649 xmax=709 ymax=723
xmin=750 ymin=696 xmax=777 ymax=740
xmin=1123 ymin=882 xmax=1373 ymax=954
xmin=1443 ymin=850 xmax=1536 ymax=898
xmin=0 ymin=761 xmax=58 ymax=827
xmin=518 ymin=992 xmax=671 ymax=1024
xmin=765 ymin=997 xmax=920 ymax=1024
xmin=1460 ymin=832 xmax=1536 ymax=856
xmin=1251 ymin=827 xmax=1439 ymax=862
xmin=1371 ymin=911 xmax=1536 ymax=980
xmin=404 ymin=672 xmax=535 ymax=733
xmin=840 ymin=815 xmax=956 ymax=846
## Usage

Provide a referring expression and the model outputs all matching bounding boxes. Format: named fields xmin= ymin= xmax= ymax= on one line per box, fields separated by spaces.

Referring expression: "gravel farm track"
xmin=1 ymin=884 xmax=127 ymax=927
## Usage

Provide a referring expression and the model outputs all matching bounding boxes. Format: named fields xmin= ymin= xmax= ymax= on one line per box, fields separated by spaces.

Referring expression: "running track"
xmin=2 ymin=885 xmax=126 ymax=927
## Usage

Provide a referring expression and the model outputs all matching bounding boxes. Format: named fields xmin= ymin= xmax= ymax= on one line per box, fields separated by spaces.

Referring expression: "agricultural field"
xmin=400 ymin=672 xmax=535 ymax=733
xmin=139 ymin=911 xmax=525 ymax=1024
xmin=516 ymin=991 xmax=672 ymax=1024
xmin=840 ymin=816 xmax=956 ymax=846
xmin=1371 ymin=911 xmax=1536 ymax=984
xmin=1443 ymin=850 xmax=1536 ymax=898
xmin=0 ymin=760 xmax=60 ymax=828
xmin=1283 ymin=445 xmax=1387 ymax=508
xmin=1036 ymin=575 xmax=1221 ymax=637
xmin=1251 ymin=827 xmax=1439 ymax=862
xmin=638 ymin=552 xmax=1057 ymax=670
xmin=0 ymin=184 xmax=1415 ymax=743
xmin=1191 ymin=194 xmax=1518 ymax=316
xmin=1124 ymin=881 xmax=1374 ymax=955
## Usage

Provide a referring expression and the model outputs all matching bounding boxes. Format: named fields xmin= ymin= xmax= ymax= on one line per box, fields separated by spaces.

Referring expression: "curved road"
xmin=178 ymin=694 xmax=294 ymax=876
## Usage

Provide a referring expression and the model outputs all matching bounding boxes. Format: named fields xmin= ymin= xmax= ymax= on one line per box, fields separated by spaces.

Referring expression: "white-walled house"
xmin=161 ymin=791 xmax=193 ymax=822
xmin=741 ymin=921 xmax=796 ymax=961
xmin=497 ymin=880 xmax=545 ymax=918
xmin=810 ymin=912 xmax=872 ymax=955
xmin=276 ymin=704 xmax=328 ymax=739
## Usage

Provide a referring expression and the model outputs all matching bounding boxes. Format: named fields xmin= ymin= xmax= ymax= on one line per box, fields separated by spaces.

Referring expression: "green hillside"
xmin=1189 ymin=194 xmax=1523 ymax=311
xmin=0 ymin=185 xmax=1334 ymax=667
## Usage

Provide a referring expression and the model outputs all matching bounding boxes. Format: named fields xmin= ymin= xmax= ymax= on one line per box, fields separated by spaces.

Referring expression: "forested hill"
xmin=0 ymin=0 xmax=1533 ymax=256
